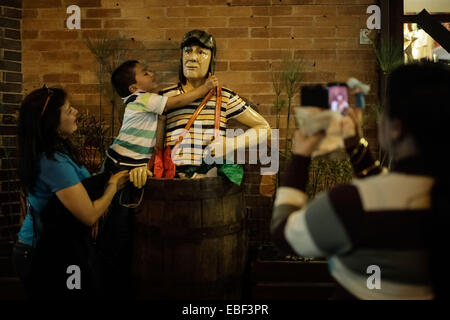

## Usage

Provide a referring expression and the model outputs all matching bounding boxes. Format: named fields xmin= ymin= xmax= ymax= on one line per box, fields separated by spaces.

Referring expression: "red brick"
xmin=23 ymin=40 xmax=63 ymax=51
xmin=337 ymin=5 xmax=368 ymax=15
xmin=270 ymin=38 xmax=313 ymax=49
xmin=81 ymin=30 xmax=121 ymax=39
xmin=165 ymin=29 xmax=191 ymax=41
xmin=66 ymin=63 xmax=94 ymax=72
xmin=149 ymin=18 xmax=185 ymax=28
xmin=315 ymin=15 xmax=364 ymax=27
xmin=43 ymin=73 xmax=80 ymax=83
xmin=230 ymin=39 xmax=269 ymax=49
xmin=216 ymin=50 xmax=250 ymax=60
xmin=313 ymin=39 xmax=339 ymax=49
xmin=22 ymin=31 xmax=38 ymax=40
xmin=104 ymin=19 xmax=150 ymax=29
xmin=207 ymin=28 xmax=248 ymax=38
xmin=41 ymin=51 xmax=80 ymax=61
xmin=292 ymin=5 xmax=337 ymax=16
xmin=215 ymin=61 xmax=228 ymax=72
xmin=62 ymin=0 xmax=101 ymax=6
xmin=65 ymin=84 xmax=99 ymax=94
xmin=188 ymin=17 xmax=227 ymax=28
xmin=209 ymin=6 xmax=252 ymax=16
xmin=63 ymin=40 xmax=90 ymax=50
xmin=337 ymin=49 xmax=375 ymax=60
xmin=250 ymin=72 xmax=272 ymax=82
xmin=23 ymin=0 xmax=62 ymax=8
xmin=229 ymin=17 xmax=269 ymax=27
xmin=23 ymin=19 xmax=62 ymax=30
xmin=231 ymin=0 xmax=271 ymax=5
xmin=167 ymin=7 xmax=209 ymax=17
xmin=295 ymin=49 xmax=336 ymax=60
xmin=272 ymin=17 xmax=313 ymax=27
xmin=39 ymin=8 xmax=68 ymax=19
xmin=233 ymin=83 xmax=273 ymax=95
xmin=81 ymin=20 xmax=102 ymax=29
xmin=251 ymin=50 xmax=290 ymax=60
xmin=40 ymin=30 xmax=79 ymax=40
xmin=230 ymin=61 xmax=269 ymax=71
xmin=122 ymin=8 xmax=166 ymax=18
xmin=293 ymin=27 xmax=336 ymax=38
xmin=252 ymin=6 xmax=293 ymax=16
xmin=86 ymin=9 xmax=121 ymax=18
xmin=302 ymin=71 xmax=336 ymax=82
xmin=336 ymin=26 xmax=359 ymax=37
xmin=145 ymin=0 xmax=185 ymax=6
xmin=214 ymin=71 xmax=251 ymax=84
xmin=22 ymin=9 xmax=38 ymax=18
xmin=251 ymin=27 xmax=291 ymax=38
xmin=277 ymin=0 xmax=315 ymax=5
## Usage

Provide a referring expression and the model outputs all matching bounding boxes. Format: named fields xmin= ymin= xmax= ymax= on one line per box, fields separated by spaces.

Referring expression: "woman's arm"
xmin=342 ymin=108 xmax=383 ymax=178
xmin=55 ymin=170 xmax=129 ymax=227
xmin=271 ymin=130 xmax=323 ymax=251
xmin=271 ymin=132 xmax=358 ymax=258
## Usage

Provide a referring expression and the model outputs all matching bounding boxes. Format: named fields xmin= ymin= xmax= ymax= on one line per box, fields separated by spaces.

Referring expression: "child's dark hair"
xmin=17 ymin=87 xmax=82 ymax=195
xmin=111 ymin=60 xmax=139 ymax=97
xmin=386 ymin=62 xmax=450 ymax=299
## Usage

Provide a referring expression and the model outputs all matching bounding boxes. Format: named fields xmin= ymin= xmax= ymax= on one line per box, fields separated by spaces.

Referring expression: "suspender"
xmin=174 ymin=86 xmax=222 ymax=148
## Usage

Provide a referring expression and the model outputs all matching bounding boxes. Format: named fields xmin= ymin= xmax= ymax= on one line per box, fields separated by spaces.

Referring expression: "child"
xmin=107 ymin=60 xmax=219 ymax=188
xmin=98 ymin=60 xmax=218 ymax=298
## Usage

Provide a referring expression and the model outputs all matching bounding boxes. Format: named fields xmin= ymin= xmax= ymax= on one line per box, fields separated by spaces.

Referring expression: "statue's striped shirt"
xmin=160 ymin=84 xmax=249 ymax=166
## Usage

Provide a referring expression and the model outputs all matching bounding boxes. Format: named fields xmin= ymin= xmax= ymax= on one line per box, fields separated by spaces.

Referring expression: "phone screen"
xmin=327 ymin=83 xmax=349 ymax=114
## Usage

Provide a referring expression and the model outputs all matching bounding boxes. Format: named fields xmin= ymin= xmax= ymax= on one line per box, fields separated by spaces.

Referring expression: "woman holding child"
xmin=13 ymin=86 xmax=129 ymax=298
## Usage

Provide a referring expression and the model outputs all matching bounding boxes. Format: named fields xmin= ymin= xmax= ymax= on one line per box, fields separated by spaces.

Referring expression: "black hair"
xmin=386 ymin=62 xmax=450 ymax=299
xmin=17 ymin=87 xmax=82 ymax=195
xmin=178 ymin=30 xmax=216 ymax=85
xmin=111 ymin=60 xmax=139 ymax=97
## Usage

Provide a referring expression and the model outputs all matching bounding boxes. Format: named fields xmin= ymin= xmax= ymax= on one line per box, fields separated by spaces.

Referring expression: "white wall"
xmin=404 ymin=0 xmax=450 ymax=14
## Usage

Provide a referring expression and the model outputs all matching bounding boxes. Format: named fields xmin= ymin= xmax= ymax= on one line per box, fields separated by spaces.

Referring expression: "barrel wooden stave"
xmin=132 ymin=176 xmax=247 ymax=299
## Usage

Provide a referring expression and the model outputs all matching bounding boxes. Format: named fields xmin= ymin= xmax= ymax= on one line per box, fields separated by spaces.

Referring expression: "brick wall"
xmin=4 ymin=0 xmax=380 ymax=246
xmin=0 ymin=0 xmax=22 ymax=242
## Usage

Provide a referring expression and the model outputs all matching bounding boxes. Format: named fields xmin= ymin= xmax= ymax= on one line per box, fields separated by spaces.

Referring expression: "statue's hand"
xmin=129 ymin=165 xmax=153 ymax=189
xmin=205 ymin=73 xmax=219 ymax=90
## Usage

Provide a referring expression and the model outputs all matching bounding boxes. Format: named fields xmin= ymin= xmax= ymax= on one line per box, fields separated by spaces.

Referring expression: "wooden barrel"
xmin=131 ymin=176 xmax=247 ymax=299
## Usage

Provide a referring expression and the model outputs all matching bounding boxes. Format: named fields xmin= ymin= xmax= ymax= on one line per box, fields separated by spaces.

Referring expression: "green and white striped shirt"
xmin=111 ymin=91 xmax=167 ymax=160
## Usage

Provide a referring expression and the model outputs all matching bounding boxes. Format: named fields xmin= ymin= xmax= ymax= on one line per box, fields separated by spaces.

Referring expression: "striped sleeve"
xmin=132 ymin=92 xmax=167 ymax=115
xmin=225 ymin=90 xmax=249 ymax=119
xmin=271 ymin=155 xmax=310 ymax=251
xmin=284 ymin=186 xmax=358 ymax=258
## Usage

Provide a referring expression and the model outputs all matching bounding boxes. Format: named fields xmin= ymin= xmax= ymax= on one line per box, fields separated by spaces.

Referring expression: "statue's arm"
xmin=219 ymin=107 xmax=271 ymax=154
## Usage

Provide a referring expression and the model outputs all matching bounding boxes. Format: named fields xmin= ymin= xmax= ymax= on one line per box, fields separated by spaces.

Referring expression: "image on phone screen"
xmin=328 ymin=84 xmax=349 ymax=114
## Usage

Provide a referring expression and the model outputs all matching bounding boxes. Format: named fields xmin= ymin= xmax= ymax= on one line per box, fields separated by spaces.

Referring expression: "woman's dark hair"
xmin=111 ymin=60 xmax=139 ymax=97
xmin=17 ymin=87 xmax=82 ymax=195
xmin=386 ymin=62 xmax=450 ymax=299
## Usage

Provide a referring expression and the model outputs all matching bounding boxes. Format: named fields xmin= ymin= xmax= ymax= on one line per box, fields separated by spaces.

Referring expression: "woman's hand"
xmin=291 ymin=129 xmax=325 ymax=157
xmin=341 ymin=107 xmax=362 ymax=139
xmin=108 ymin=170 xmax=129 ymax=191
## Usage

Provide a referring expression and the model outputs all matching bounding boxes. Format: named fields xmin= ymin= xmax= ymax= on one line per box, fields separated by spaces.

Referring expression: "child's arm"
xmin=164 ymin=74 xmax=219 ymax=110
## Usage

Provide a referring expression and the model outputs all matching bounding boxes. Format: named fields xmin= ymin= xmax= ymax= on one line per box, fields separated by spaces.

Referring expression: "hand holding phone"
xmin=327 ymin=82 xmax=349 ymax=115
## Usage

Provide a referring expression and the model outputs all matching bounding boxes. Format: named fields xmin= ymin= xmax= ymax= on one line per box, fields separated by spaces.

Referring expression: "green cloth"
xmin=177 ymin=159 xmax=244 ymax=186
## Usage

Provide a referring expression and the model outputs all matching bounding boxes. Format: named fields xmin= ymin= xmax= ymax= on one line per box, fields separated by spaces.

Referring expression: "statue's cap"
xmin=181 ymin=30 xmax=216 ymax=55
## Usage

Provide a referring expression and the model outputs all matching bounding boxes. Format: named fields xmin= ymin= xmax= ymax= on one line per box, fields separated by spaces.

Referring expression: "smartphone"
xmin=300 ymin=84 xmax=328 ymax=109
xmin=327 ymin=82 xmax=349 ymax=114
